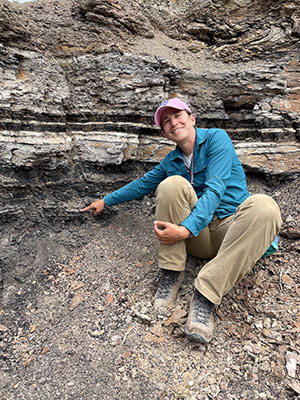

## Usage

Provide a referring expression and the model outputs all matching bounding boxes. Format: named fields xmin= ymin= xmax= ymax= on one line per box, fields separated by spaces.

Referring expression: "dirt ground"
xmin=0 ymin=173 xmax=299 ymax=400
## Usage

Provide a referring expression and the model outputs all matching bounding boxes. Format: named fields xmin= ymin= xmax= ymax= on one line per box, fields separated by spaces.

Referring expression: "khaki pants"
xmin=155 ymin=176 xmax=282 ymax=305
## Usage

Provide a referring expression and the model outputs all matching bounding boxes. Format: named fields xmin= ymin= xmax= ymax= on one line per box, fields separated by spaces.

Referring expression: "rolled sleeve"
xmin=104 ymin=162 xmax=167 ymax=206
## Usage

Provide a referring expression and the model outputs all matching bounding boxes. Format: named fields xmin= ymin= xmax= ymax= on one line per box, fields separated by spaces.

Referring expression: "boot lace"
xmin=192 ymin=291 xmax=213 ymax=325
xmin=156 ymin=270 xmax=180 ymax=299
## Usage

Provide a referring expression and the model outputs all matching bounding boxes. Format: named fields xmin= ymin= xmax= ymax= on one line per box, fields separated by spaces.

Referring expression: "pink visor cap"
xmin=154 ymin=98 xmax=192 ymax=127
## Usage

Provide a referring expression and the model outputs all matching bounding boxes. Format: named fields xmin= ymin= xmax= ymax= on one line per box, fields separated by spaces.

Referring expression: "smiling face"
xmin=160 ymin=108 xmax=196 ymax=151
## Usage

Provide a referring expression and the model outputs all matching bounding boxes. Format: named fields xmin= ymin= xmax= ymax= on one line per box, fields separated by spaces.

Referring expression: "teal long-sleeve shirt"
xmin=104 ymin=128 xmax=250 ymax=237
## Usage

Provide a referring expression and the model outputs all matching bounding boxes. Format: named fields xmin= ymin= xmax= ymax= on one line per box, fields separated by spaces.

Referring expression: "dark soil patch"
xmin=0 ymin=175 xmax=299 ymax=400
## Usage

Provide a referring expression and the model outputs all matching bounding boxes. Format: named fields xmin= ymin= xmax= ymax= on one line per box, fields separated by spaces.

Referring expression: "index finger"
xmin=80 ymin=205 xmax=93 ymax=212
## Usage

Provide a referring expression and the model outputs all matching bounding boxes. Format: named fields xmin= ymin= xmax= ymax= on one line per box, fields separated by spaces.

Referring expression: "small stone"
xmin=286 ymin=351 xmax=297 ymax=378
xmin=254 ymin=320 xmax=263 ymax=329
xmin=135 ymin=262 xmax=142 ymax=268
xmin=281 ymin=274 xmax=294 ymax=285
xmin=207 ymin=376 xmax=217 ymax=384
xmin=289 ymin=381 xmax=300 ymax=395
xmin=90 ymin=330 xmax=104 ymax=337
xmin=252 ymin=343 xmax=262 ymax=354
xmin=0 ymin=324 xmax=8 ymax=332
xmin=41 ymin=345 xmax=49 ymax=355
xmin=111 ymin=335 xmax=122 ymax=344
xmin=258 ymin=393 xmax=267 ymax=399
xmin=69 ymin=294 xmax=84 ymax=311
xmin=263 ymin=318 xmax=271 ymax=329
xmin=260 ymin=360 xmax=270 ymax=372
xmin=150 ymin=323 xmax=163 ymax=337
xmin=206 ymin=385 xmax=220 ymax=396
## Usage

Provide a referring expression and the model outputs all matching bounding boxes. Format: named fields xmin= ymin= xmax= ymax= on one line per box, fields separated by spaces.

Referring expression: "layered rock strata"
xmin=1 ymin=0 xmax=299 ymax=179
xmin=0 ymin=0 xmax=300 ymax=300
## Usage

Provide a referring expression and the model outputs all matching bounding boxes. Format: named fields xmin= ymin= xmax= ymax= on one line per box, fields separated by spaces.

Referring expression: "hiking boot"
xmin=154 ymin=269 xmax=185 ymax=310
xmin=184 ymin=290 xmax=214 ymax=343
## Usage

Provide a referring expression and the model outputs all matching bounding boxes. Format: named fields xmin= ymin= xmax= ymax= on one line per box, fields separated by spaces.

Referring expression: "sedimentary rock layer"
xmin=0 ymin=0 xmax=299 ymax=178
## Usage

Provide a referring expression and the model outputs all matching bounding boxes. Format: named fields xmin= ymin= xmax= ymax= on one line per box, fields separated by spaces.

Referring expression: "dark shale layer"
xmin=0 ymin=0 xmax=299 ymax=290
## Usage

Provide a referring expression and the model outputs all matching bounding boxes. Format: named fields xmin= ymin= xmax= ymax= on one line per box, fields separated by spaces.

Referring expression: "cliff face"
xmin=1 ymin=4 xmax=300 ymax=398
xmin=0 ymin=0 xmax=299 ymax=176
xmin=0 ymin=0 xmax=299 ymax=243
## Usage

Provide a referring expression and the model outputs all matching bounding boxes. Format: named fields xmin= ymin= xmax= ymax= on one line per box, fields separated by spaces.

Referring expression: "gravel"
xmin=0 ymin=175 xmax=299 ymax=399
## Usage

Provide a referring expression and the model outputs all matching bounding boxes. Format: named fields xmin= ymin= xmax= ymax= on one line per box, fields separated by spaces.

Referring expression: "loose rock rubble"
xmin=0 ymin=176 xmax=299 ymax=399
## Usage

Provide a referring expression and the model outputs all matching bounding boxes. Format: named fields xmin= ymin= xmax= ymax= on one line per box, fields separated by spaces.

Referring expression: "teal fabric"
xmin=263 ymin=236 xmax=279 ymax=258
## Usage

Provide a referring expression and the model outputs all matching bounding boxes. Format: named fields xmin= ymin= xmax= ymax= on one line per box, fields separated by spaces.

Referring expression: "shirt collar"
xmin=169 ymin=128 xmax=208 ymax=161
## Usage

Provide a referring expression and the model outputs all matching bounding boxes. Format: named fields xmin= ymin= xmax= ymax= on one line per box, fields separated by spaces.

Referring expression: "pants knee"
xmin=241 ymin=194 xmax=282 ymax=228
xmin=156 ymin=175 xmax=190 ymax=201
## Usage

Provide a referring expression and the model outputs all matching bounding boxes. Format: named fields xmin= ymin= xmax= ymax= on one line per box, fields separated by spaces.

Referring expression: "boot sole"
xmin=184 ymin=326 xmax=212 ymax=344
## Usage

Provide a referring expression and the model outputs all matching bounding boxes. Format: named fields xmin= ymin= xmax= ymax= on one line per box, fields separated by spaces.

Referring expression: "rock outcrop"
xmin=1 ymin=5 xmax=299 ymax=398
xmin=0 ymin=0 xmax=299 ymax=181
